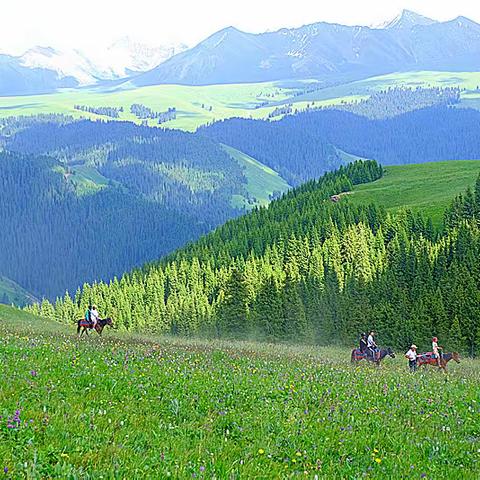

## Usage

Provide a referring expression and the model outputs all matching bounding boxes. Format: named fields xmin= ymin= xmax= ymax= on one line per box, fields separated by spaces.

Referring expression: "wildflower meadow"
xmin=0 ymin=306 xmax=479 ymax=479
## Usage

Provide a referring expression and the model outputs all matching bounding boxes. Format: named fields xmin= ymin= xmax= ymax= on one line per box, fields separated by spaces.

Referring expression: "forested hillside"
xmin=200 ymin=106 xmax=480 ymax=184
xmin=40 ymin=160 xmax=480 ymax=355
xmin=0 ymin=116 xmax=270 ymax=299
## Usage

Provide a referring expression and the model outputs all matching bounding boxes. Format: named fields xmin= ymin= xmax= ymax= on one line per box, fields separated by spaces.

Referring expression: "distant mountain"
xmin=131 ymin=11 xmax=480 ymax=86
xmin=0 ymin=39 xmax=187 ymax=95
xmin=19 ymin=38 xmax=188 ymax=86
xmin=0 ymin=53 xmax=78 ymax=96
xmin=384 ymin=9 xmax=438 ymax=30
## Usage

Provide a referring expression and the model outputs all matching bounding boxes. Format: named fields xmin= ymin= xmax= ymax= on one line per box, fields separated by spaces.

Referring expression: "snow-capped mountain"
xmin=18 ymin=38 xmax=188 ymax=87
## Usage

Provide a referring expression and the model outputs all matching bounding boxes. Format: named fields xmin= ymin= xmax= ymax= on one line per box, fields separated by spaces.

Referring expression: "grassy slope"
xmin=348 ymin=160 xmax=480 ymax=226
xmin=222 ymin=144 xmax=291 ymax=208
xmin=0 ymin=305 xmax=478 ymax=478
xmin=0 ymin=81 xmax=305 ymax=132
xmin=0 ymin=277 xmax=38 ymax=307
xmin=2 ymin=71 xmax=480 ymax=131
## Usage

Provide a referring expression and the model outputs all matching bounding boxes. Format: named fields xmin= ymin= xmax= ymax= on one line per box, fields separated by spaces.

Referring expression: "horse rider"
xmin=432 ymin=336 xmax=442 ymax=367
xmin=405 ymin=344 xmax=418 ymax=372
xmin=84 ymin=305 xmax=92 ymax=326
xmin=90 ymin=305 xmax=100 ymax=329
xmin=359 ymin=333 xmax=368 ymax=354
xmin=367 ymin=331 xmax=378 ymax=359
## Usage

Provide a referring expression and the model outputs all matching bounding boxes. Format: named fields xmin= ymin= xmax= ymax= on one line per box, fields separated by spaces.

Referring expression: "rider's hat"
xmin=411 ymin=344 xmax=417 ymax=349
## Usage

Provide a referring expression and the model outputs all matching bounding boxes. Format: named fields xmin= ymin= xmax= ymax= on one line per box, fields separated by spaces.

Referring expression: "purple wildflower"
xmin=3 ymin=466 xmax=8 ymax=474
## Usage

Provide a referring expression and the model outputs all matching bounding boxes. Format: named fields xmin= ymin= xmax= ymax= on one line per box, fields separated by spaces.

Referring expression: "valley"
xmin=2 ymin=5 xmax=480 ymax=479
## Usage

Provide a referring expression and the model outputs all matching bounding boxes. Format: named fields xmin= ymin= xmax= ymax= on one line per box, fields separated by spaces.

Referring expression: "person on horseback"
xmin=367 ymin=331 xmax=378 ymax=359
xmin=432 ymin=336 xmax=442 ymax=367
xmin=359 ymin=333 xmax=368 ymax=353
xmin=405 ymin=344 xmax=418 ymax=372
xmin=84 ymin=305 xmax=92 ymax=326
xmin=91 ymin=305 xmax=100 ymax=329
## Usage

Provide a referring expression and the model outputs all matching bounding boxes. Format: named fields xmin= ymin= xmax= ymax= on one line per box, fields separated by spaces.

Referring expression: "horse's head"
xmin=386 ymin=347 xmax=395 ymax=358
xmin=452 ymin=352 xmax=461 ymax=363
xmin=106 ymin=317 xmax=113 ymax=327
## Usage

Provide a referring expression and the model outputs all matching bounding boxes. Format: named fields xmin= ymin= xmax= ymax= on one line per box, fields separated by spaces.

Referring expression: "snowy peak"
xmin=17 ymin=39 xmax=188 ymax=86
xmin=105 ymin=37 xmax=188 ymax=73
xmin=385 ymin=10 xmax=438 ymax=30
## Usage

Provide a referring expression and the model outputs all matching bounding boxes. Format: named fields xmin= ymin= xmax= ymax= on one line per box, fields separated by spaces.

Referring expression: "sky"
xmin=1 ymin=0 xmax=480 ymax=54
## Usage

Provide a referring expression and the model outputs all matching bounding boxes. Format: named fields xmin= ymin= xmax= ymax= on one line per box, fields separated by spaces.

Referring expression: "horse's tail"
xmin=351 ymin=350 xmax=356 ymax=363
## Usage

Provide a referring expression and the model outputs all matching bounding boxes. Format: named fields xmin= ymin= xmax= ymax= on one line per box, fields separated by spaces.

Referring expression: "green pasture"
xmin=0 ymin=81 xmax=306 ymax=132
xmin=2 ymin=71 xmax=480 ymax=131
xmin=348 ymin=160 xmax=480 ymax=227
xmin=0 ymin=305 xmax=478 ymax=478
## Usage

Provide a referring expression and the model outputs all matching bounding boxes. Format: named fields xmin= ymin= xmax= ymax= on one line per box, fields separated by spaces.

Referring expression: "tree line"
xmin=38 ymin=160 xmax=480 ymax=355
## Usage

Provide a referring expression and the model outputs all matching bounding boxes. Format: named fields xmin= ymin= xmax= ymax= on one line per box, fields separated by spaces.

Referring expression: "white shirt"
xmin=432 ymin=341 xmax=439 ymax=354
xmin=367 ymin=335 xmax=376 ymax=347
xmin=405 ymin=349 xmax=417 ymax=361
xmin=91 ymin=309 xmax=99 ymax=322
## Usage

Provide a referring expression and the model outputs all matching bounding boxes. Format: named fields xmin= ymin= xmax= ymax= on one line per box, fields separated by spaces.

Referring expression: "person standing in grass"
xmin=405 ymin=345 xmax=418 ymax=372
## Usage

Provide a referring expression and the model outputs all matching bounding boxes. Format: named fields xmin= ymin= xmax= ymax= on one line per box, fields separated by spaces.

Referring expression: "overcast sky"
xmin=1 ymin=0 xmax=479 ymax=54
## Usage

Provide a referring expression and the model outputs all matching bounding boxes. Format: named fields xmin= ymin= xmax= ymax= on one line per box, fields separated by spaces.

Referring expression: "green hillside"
xmin=348 ymin=160 xmax=480 ymax=226
xmin=1 ymin=71 xmax=480 ymax=131
xmin=0 ymin=81 xmax=303 ymax=132
xmin=222 ymin=144 xmax=291 ymax=208
xmin=0 ymin=276 xmax=38 ymax=307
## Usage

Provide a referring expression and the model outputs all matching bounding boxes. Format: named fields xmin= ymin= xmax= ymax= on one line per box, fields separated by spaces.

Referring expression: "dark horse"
xmin=77 ymin=317 xmax=113 ymax=337
xmin=416 ymin=352 xmax=460 ymax=372
xmin=351 ymin=347 xmax=395 ymax=365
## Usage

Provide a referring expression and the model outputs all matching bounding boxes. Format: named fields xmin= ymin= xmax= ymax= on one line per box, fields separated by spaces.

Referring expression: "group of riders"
xmin=359 ymin=331 xmax=443 ymax=371
xmin=359 ymin=331 xmax=380 ymax=360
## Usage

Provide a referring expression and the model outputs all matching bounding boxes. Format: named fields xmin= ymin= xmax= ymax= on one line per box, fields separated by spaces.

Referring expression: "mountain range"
xmin=2 ymin=10 xmax=480 ymax=96
xmin=132 ymin=10 xmax=480 ymax=86
xmin=0 ymin=38 xmax=187 ymax=95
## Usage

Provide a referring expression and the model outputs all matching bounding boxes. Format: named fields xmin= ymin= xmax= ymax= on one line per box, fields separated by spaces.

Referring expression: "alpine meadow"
xmin=1 ymin=3 xmax=480 ymax=479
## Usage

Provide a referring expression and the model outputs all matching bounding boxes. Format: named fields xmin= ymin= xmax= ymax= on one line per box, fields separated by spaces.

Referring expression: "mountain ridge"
xmin=130 ymin=12 xmax=480 ymax=87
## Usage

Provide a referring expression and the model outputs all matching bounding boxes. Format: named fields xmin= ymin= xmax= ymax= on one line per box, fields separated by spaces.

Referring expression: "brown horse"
xmin=416 ymin=352 xmax=460 ymax=372
xmin=77 ymin=317 xmax=113 ymax=337
xmin=351 ymin=347 xmax=395 ymax=366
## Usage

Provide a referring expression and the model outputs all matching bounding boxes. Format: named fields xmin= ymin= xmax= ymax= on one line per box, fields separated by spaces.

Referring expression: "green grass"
xmin=348 ymin=160 xmax=480 ymax=226
xmin=3 ymin=71 xmax=480 ymax=132
xmin=222 ymin=145 xmax=291 ymax=208
xmin=0 ymin=305 xmax=479 ymax=478
xmin=68 ymin=165 xmax=111 ymax=195
xmin=0 ymin=277 xmax=37 ymax=307
xmin=0 ymin=81 xmax=306 ymax=132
